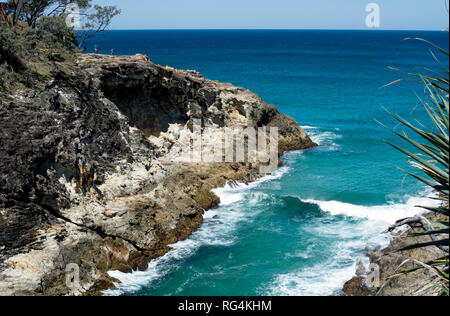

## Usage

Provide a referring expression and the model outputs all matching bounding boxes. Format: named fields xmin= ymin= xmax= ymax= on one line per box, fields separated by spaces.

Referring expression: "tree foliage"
xmin=77 ymin=4 xmax=120 ymax=49
xmin=4 ymin=0 xmax=120 ymax=48
xmin=37 ymin=14 xmax=77 ymax=49
xmin=0 ymin=23 xmax=38 ymax=89
xmin=0 ymin=23 xmax=37 ymax=70
xmin=6 ymin=0 xmax=90 ymax=27
xmin=1 ymin=1 xmax=120 ymax=91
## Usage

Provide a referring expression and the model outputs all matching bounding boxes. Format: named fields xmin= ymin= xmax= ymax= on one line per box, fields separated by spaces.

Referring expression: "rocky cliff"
xmin=0 ymin=54 xmax=316 ymax=295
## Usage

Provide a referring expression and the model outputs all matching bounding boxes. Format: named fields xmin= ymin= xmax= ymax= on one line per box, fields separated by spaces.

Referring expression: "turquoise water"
xmin=88 ymin=30 xmax=449 ymax=296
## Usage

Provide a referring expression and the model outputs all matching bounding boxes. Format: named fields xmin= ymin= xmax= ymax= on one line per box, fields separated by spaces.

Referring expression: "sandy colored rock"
xmin=0 ymin=54 xmax=316 ymax=296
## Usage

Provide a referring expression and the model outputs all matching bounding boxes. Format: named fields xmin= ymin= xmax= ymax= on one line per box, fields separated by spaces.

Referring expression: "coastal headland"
xmin=0 ymin=53 xmax=316 ymax=295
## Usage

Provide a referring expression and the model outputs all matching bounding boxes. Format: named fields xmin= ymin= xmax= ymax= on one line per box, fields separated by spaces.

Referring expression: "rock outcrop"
xmin=342 ymin=213 xmax=449 ymax=296
xmin=0 ymin=54 xmax=316 ymax=295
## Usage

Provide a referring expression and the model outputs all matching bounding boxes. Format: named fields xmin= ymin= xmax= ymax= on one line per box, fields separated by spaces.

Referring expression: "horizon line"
xmin=100 ymin=28 xmax=449 ymax=32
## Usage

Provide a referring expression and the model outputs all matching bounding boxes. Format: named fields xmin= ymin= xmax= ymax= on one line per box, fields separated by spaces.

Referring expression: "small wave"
xmin=266 ymin=219 xmax=377 ymax=296
xmin=266 ymin=210 xmax=391 ymax=296
xmin=309 ymin=131 xmax=342 ymax=146
xmin=215 ymin=191 xmax=244 ymax=206
xmin=211 ymin=166 xmax=290 ymax=204
xmin=303 ymin=127 xmax=342 ymax=151
xmin=301 ymin=126 xmax=318 ymax=130
xmin=302 ymin=192 xmax=439 ymax=224
xmin=267 ymin=258 xmax=359 ymax=296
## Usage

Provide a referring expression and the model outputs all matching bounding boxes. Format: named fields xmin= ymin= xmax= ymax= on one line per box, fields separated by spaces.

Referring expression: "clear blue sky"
xmin=92 ymin=0 xmax=449 ymax=30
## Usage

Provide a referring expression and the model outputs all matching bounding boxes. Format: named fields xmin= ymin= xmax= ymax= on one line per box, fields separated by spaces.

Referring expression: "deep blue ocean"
xmin=86 ymin=30 xmax=449 ymax=296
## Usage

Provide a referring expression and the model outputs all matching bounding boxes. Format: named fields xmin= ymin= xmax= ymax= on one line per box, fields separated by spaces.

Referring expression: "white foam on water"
xmin=285 ymin=244 xmax=315 ymax=259
xmin=302 ymin=192 xmax=439 ymax=224
xmin=267 ymin=223 xmax=375 ymax=296
xmin=267 ymin=218 xmax=385 ymax=296
xmin=282 ymin=126 xmax=342 ymax=162
xmin=105 ymin=208 xmax=248 ymax=295
xmin=303 ymin=126 xmax=343 ymax=151
xmin=312 ymin=131 xmax=342 ymax=147
xmin=104 ymin=167 xmax=290 ymax=296
xmin=268 ymin=256 xmax=360 ymax=296
xmin=104 ymin=123 xmax=439 ymax=297
xmin=210 ymin=166 xmax=289 ymax=204
xmin=301 ymin=125 xmax=318 ymax=130
xmin=215 ymin=191 xmax=244 ymax=206
xmin=266 ymin=190 xmax=440 ymax=296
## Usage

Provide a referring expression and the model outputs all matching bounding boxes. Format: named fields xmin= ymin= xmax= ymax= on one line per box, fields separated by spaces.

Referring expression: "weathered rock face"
xmin=0 ymin=54 xmax=316 ymax=295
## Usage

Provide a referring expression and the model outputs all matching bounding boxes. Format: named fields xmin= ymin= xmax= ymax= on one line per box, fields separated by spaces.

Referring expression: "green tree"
xmin=0 ymin=22 xmax=38 ymax=89
xmin=37 ymin=13 xmax=77 ymax=49
xmin=0 ymin=23 xmax=37 ymax=70
xmin=4 ymin=0 xmax=120 ymax=49
xmin=6 ymin=1 xmax=90 ymax=27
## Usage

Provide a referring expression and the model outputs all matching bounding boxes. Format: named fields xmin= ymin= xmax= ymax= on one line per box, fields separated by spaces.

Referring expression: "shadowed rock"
xmin=0 ymin=53 xmax=316 ymax=296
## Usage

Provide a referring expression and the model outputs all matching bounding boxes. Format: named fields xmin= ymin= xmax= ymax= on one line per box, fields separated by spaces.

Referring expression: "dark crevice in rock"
xmin=38 ymin=202 xmax=146 ymax=252
xmin=101 ymin=74 xmax=189 ymax=137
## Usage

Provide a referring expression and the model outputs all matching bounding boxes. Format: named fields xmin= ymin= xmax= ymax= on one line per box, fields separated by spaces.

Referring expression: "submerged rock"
xmin=0 ymin=53 xmax=316 ymax=295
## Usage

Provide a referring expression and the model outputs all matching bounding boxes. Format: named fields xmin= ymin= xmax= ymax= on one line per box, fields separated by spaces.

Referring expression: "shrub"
xmin=0 ymin=23 xmax=38 ymax=69
xmin=380 ymin=39 xmax=449 ymax=295
xmin=37 ymin=14 xmax=77 ymax=50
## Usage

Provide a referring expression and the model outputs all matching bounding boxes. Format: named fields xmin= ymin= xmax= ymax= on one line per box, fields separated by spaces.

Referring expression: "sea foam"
xmin=105 ymin=166 xmax=290 ymax=296
xmin=302 ymin=126 xmax=342 ymax=151
xmin=105 ymin=126 xmax=438 ymax=296
xmin=265 ymin=190 xmax=439 ymax=296
xmin=302 ymin=191 xmax=439 ymax=224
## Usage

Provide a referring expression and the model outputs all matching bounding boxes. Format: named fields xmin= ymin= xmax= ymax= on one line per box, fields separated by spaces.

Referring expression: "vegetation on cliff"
xmin=379 ymin=39 xmax=449 ymax=295
xmin=0 ymin=47 xmax=316 ymax=294
xmin=0 ymin=0 xmax=120 ymax=91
